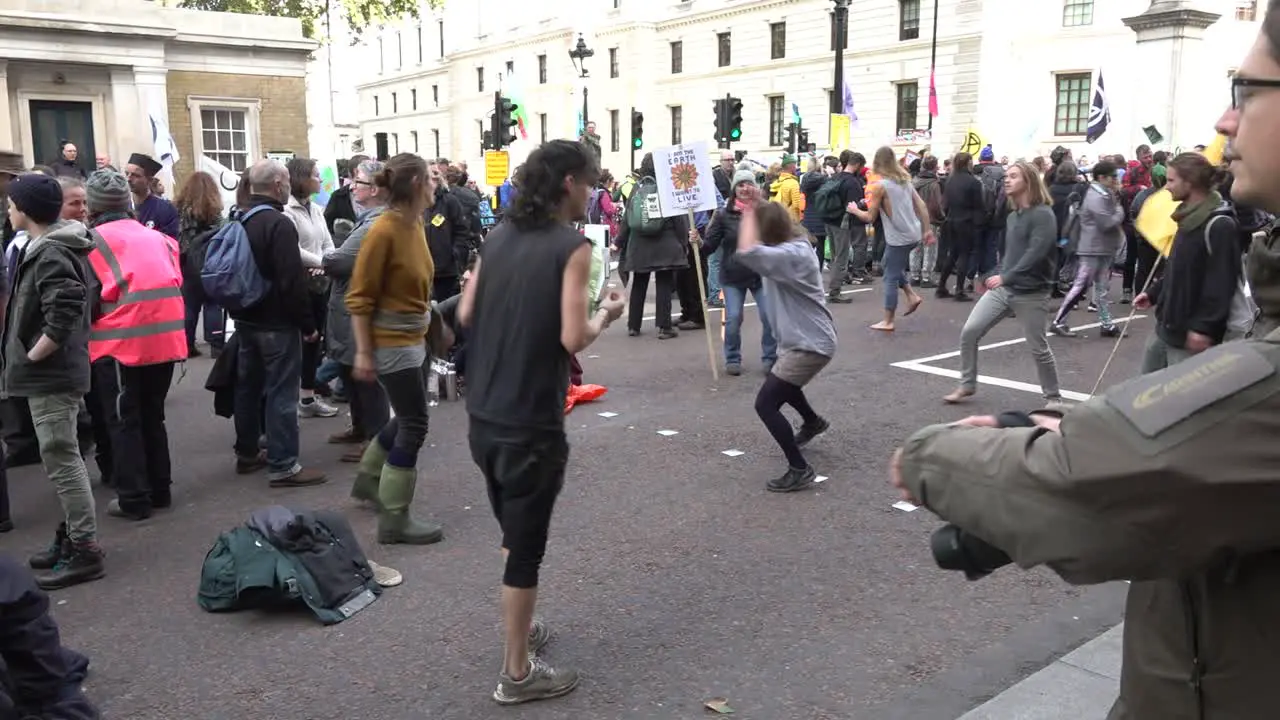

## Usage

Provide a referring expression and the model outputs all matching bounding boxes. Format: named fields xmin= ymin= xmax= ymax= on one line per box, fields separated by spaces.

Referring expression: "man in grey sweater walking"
xmin=943 ymin=161 xmax=1063 ymax=404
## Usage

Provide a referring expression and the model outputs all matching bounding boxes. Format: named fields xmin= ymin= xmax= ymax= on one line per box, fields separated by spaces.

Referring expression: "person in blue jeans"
xmin=227 ymin=161 xmax=326 ymax=488
xmin=693 ymin=168 xmax=777 ymax=376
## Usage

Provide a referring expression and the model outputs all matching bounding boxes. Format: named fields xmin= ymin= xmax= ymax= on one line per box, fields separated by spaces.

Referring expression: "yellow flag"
xmin=959 ymin=129 xmax=984 ymax=156
xmin=1202 ymin=133 xmax=1227 ymax=166
xmin=1135 ymin=188 xmax=1179 ymax=257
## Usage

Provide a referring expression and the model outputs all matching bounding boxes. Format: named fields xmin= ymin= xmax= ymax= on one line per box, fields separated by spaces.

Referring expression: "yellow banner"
xmin=959 ymin=128 xmax=984 ymax=156
xmin=484 ymin=150 xmax=510 ymax=187
xmin=829 ymin=114 xmax=851 ymax=154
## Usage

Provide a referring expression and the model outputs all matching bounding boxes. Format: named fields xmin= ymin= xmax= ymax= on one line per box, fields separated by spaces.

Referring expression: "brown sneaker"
xmin=341 ymin=442 xmax=368 ymax=463
xmin=328 ymin=427 xmax=364 ymax=444
xmin=269 ymin=467 xmax=328 ymax=488
xmin=235 ymin=451 xmax=268 ymax=475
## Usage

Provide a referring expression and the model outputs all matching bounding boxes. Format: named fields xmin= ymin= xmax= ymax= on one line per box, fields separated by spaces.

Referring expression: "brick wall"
xmin=165 ymin=70 xmax=309 ymax=188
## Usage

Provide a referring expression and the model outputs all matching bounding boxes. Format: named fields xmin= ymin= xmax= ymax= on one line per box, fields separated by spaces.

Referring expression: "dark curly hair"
xmin=507 ymin=140 xmax=599 ymax=231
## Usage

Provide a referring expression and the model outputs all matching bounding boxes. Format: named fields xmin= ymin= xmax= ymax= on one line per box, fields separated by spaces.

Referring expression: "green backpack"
xmin=627 ymin=178 xmax=667 ymax=236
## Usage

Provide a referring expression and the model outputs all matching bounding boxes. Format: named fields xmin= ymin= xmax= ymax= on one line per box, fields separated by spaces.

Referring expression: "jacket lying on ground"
xmin=899 ymin=334 xmax=1280 ymax=720
xmin=199 ymin=506 xmax=380 ymax=625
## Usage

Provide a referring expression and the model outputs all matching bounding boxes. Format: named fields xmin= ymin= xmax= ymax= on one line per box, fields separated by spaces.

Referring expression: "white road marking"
xmin=814 ymin=475 xmax=828 ymax=484
xmin=890 ymin=314 xmax=1148 ymax=402
xmin=721 ymin=449 xmax=744 ymax=457
xmin=892 ymin=501 xmax=920 ymax=512
xmin=657 ymin=429 xmax=679 ymax=436
xmin=598 ymin=411 xmax=618 ymax=418
xmin=640 ymin=287 xmax=873 ymax=322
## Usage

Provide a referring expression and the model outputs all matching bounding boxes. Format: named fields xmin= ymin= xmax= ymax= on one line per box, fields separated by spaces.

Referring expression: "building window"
xmin=432 ymin=129 xmax=440 ymax=158
xmin=613 ymin=0 xmax=620 ymax=7
xmin=899 ymin=0 xmax=921 ymax=40
xmin=411 ymin=130 xmax=418 ymax=152
xmin=768 ymin=96 xmax=784 ymax=146
xmin=1237 ymin=0 xmax=1258 ymax=21
xmin=670 ymin=41 xmax=683 ymax=74
xmin=417 ymin=25 xmax=423 ymax=63
xmin=391 ymin=92 xmax=397 ymax=114
xmin=1054 ymin=72 xmax=1091 ymax=136
xmin=1063 ymin=0 xmax=1094 ymax=27
xmin=609 ymin=109 xmax=620 ymax=151
xmin=411 ymin=88 xmax=417 ymax=110
xmin=610 ymin=48 xmax=619 ymax=78
xmin=539 ymin=113 xmax=548 ymax=144
xmin=477 ymin=67 xmax=485 ymax=92
xmin=830 ymin=12 xmax=848 ymax=51
xmin=505 ymin=60 xmax=514 ymax=75
xmin=437 ymin=20 xmax=445 ymax=57
xmin=391 ymin=132 xmax=399 ymax=154
xmin=192 ymin=101 xmax=258 ymax=172
xmin=538 ymin=54 xmax=548 ymax=83
xmin=377 ymin=36 xmax=384 ymax=74
xmin=373 ymin=95 xmax=379 ymax=116
xmin=895 ymin=82 xmax=919 ymax=133
xmin=670 ymin=105 xmax=682 ymax=144
xmin=432 ymin=84 xmax=439 ymax=106
xmin=770 ymin=22 xmax=786 ymax=59
xmin=396 ymin=31 xmax=403 ymax=68
xmin=717 ymin=32 xmax=731 ymax=67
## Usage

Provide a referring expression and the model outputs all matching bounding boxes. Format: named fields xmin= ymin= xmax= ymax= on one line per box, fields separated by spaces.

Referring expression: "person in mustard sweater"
xmin=345 ymin=153 xmax=443 ymax=546
xmin=769 ymin=153 xmax=805 ymax=223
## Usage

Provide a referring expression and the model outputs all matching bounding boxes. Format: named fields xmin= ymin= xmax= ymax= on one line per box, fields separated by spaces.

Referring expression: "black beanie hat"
xmin=8 ymin=173 xmax=63 ymax=225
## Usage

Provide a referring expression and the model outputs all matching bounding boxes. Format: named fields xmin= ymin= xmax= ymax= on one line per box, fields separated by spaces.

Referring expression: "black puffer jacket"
xmin=701 ymin=205 xmax=759 ymax=290
xmin=1049 ymin=179 xmax=1087 ymax=238
xmin=799 ymin=171 xmax=828 ymax=238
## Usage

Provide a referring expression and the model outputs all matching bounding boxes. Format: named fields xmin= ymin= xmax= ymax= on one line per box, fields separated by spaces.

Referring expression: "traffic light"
xmin=713 ymin=98 xmax=727 ymax=143
xmin=482 ymin=129 xmax=495 ymax=152
xmin=785 ymin=124 xmax=798 ymax=152
xmin=798 ymin=127 xmax=810 ymax=152
xmin=726 ymin=96 xmax=743 ymax=141
xmin=631 ymin=109 xmax=644 ymax=149
xmin=493 ymin=92 xmax=519 ymax=147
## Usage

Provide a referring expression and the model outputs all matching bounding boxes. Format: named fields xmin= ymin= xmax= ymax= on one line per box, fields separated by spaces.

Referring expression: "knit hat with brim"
xmin=86 ymin=169 xmax=131 ymax=213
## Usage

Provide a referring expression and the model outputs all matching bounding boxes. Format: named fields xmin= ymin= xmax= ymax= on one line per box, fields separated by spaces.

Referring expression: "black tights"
xmin=754 ymin=374 xmax=818 ymax=469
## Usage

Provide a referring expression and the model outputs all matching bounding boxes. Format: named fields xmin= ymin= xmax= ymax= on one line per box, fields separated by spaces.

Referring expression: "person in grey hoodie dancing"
xmin=943 ymin=161 xmax=1063 ymax=405
xmin=1049 ymin=160 xmax=1124 ymax=338
xmin=736 ymin=191 xmax=837 ymax=493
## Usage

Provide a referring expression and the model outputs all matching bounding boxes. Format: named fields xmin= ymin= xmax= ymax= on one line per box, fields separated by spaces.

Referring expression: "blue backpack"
xmin=201 ymin=205 xmax=272 ymax=312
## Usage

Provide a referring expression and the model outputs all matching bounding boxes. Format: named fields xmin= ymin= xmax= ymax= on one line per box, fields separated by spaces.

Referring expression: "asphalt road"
xmin=1 ymin=275 xmax=1142 ymax=720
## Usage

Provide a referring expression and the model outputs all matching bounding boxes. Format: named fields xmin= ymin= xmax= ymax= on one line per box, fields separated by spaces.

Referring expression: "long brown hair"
xmin=872 ymin=146 xmax=909 ymax=183
xmin=374 ymin=153 xmax=432 ymax=216
xmin=1008 ymin=161 xmax=1053 ymax=208
xmin=175 ymin=171 xmax=224 ymax=225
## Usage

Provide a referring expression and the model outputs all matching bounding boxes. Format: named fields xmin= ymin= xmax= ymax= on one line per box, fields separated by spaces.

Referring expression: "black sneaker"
xmin=766 ymin=465 xmax=818 ymax=493
xmin=35 ymin=541 xmax=105 ymax=590
xmin=827 ymin=293 xmax=853 ymax=304
xmin=1048 ymin=322 xmax=1078 ymax=338
xmin=29 ymin=523 xmax=68 ymax=570
xmin=0 ymin=519 xmax=12 ymax=533
xmin=676 ymin=319 xmax=705 ymax=331
xmin=1099 ymin=324 xmax=1123 ymax=338
xmin=794 ymin=417 xmax=830 ymax=448
xmin=657 ymin=327 xmax=678 ymax=340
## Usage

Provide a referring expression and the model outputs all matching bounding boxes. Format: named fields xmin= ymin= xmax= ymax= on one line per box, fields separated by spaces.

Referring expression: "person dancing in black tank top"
xmin=459 ymin=140 xmax=626 ymax=706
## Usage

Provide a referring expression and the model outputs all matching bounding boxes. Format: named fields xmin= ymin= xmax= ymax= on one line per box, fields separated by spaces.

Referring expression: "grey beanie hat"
xmin=86 ymin=169 xmax=131 ymax=213
xmin=732 ymin=168 xmax=758 ymax=191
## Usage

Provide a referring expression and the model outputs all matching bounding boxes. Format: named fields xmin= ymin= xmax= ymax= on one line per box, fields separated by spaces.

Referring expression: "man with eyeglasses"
xmin=887 ymin=3 xmax=1280 ymax=717
xmin=324 ymin=154 xmax=368 ymax=238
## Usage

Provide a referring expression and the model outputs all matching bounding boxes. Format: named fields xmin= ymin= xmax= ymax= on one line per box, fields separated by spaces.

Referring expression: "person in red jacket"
xmin=83 ymin=170 xmax=187 ymax=521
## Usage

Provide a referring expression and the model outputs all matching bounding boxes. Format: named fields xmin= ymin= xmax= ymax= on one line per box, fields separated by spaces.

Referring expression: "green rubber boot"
xmin=376 ymin=464 xmax=444 ymax=545
xmin=350 ymin=440 xmax=389 ymax=508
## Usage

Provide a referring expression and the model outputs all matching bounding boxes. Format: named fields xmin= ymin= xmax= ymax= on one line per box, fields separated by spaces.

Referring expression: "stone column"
xmin=108 ymin=67 xmax=141 ymax=168
xmin=0 ymin=61 xmax=12 ymax=152
xmin=1123 ymin=0 xmax=1222 ymax=150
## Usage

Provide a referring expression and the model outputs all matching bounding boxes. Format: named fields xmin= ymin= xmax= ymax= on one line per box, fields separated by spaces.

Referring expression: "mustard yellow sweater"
xmin=345 ymin=209 xmax=435 ymax=348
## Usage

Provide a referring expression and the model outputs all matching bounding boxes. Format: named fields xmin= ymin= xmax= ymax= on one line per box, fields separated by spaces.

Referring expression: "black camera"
xmin=930 ymin=524 xmax=1013 ymax=581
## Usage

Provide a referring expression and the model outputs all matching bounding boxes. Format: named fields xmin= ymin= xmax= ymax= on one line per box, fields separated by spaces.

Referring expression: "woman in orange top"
xmin=346 ymin=153 xmax=443 ymax=546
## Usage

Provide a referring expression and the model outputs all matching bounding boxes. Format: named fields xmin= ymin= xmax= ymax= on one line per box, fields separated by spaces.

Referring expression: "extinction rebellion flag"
xmin=1086 ymin=70 xmax=1110 ymax=144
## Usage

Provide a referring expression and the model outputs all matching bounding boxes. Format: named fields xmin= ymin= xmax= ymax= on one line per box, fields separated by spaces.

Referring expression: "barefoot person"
xmin=736 ymin=192 xmax=837 ymax=492
xmin=943 ymin=161 xmax=1062 ymax=404
xmin=847 ymin=146 xmax=931 ymax=331
xmin=459 ymin=139 xmax=625 ymax=705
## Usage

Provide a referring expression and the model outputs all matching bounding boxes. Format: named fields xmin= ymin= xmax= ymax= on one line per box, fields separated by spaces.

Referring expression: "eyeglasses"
xmin=1231 ymin=76 xmax=1280 ymax=109
xmin=351 ymin=180 xmax=372 ymax=187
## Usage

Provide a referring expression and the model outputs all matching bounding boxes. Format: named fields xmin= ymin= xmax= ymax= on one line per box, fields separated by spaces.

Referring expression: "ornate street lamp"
xmin=568 ymin=34 xmax=595 ymax=131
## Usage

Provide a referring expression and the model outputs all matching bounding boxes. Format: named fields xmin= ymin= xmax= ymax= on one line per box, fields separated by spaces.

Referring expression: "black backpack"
xmin=812 ymin=176 xmax=848 ymax=225
xmin=979 ymin=166 xmax=1006 ymax=223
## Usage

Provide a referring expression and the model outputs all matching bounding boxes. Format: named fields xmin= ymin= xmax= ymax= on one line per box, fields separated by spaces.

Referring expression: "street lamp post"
xmin=569 ymin=34 xmax=595 ymax=133
xmin=831 ymin=0 xmax=850 ymax=115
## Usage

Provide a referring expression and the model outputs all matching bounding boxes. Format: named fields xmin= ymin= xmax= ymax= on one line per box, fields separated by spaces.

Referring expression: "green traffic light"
xmin=730 ymin=128 xmax=741 ymax=139
xmin=633 ymin=138 xmax=643 ymax=149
